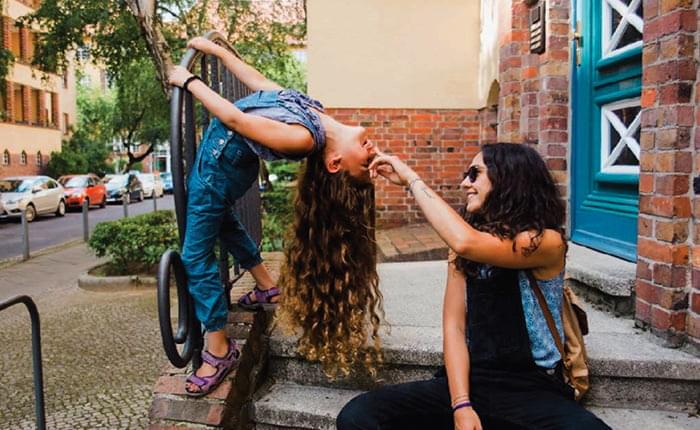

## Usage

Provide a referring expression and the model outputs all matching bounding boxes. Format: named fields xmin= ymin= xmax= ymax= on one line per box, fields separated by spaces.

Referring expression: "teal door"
xmin=571 ymin=0 xmax=643 ymax=261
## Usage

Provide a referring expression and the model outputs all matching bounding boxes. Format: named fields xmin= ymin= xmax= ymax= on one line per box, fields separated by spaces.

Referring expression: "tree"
xmin=113 ymin=58 xmax=169 ymax=171
xmin=46 ymin=84 xmax=113 ymax=177
xmin=18 ymin=0 xmax=307 ymax=164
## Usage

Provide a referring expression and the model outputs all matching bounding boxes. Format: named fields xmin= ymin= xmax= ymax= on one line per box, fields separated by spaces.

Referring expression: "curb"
xmin=78 ymin=265 xmax=157 ymax=292
xmin=0 ymin=239 xmax=85 ymax=270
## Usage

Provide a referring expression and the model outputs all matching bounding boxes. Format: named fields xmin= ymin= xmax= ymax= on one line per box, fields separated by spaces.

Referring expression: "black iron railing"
xmin=158 ymin=31 xmax=262 ymax=370
xmin=0 ymin=295 xmax=46 ymax=430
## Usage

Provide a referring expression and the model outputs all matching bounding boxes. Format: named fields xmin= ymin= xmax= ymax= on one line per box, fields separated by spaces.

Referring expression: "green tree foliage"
xmin=46 ymin=84 xmax=113 ymax=178
xmin=113 ymin=58 xmax=169 ymax=171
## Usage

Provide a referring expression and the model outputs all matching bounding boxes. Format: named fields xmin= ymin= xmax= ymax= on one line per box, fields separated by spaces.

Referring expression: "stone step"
xmin=269 ymin=326 xmax=700 ymax=411
xmin=252 ymin=383 xmax=700 ymax=430
xmin=267 ymin=260 xmax=700 ymax=412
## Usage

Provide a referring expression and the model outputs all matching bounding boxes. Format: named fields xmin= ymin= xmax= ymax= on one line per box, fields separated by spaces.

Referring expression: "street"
xmin=0 ymin=195 xmax=175 ymax=260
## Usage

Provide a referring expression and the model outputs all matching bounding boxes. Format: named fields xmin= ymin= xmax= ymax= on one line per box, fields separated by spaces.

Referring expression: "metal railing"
xmin=0 ymin=295 xmax=46 ymax=430
xmin=158 ymin=31 xmax=262 ymax=370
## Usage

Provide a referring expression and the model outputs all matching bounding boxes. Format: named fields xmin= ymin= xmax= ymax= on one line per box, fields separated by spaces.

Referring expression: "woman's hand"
xmin=454 ymin=407 xmax=482 ymax=430
xmin=168 ymin=65 xmax=193 ymax=88
xmin=368 ymin=149 xmax=419 ymax=186
xmin=187 ymin=37 xmax=223 ymax=56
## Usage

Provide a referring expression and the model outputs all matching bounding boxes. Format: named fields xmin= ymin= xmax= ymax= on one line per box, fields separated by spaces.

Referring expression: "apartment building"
xmin=0 ymin=0 xmax=76 ymax=176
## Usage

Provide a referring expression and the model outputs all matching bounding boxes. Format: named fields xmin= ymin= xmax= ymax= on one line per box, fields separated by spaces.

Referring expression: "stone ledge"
xmin=566 ymin=243 xmax=636 ymax=298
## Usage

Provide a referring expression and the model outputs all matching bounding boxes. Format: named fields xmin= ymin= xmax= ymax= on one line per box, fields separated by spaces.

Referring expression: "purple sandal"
xmin=237 ymin=286 xmax=280 ymax=311
xmin=185 ymin=338 xmax=240 ymax=398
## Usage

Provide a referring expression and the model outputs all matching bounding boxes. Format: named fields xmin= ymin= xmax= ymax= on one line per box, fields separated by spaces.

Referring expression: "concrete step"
xmin=268 ymin=260 xmax=700 ymax=411
xmin=252 ymin=383 xmax=700 ymax=430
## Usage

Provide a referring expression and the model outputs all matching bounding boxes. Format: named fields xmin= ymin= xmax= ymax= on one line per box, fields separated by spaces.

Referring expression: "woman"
xmin=168 ymin=36 xmax=376 ymax=397
xmin=336 ymin=143 xmax=610 ymax=429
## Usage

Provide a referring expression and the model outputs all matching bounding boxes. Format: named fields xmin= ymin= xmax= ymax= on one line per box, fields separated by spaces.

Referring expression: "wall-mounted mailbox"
xmin=529 ymin=2 xmax=546 ymax=54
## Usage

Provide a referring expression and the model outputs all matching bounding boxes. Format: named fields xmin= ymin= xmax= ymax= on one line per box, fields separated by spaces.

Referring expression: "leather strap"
xmin=526 ymin=270 xmax=565 ymax=358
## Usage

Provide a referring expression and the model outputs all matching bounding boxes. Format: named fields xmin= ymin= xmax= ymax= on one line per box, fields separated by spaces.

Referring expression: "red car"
xmin=58 ymin=174 xmax=107 ymax=209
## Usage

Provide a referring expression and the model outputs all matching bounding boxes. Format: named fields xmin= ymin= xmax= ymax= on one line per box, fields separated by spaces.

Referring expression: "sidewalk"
xmin=377 ymin=223 xmax=447 ymax=262
xmin=0 ymin=243 xmax=161 ymax=429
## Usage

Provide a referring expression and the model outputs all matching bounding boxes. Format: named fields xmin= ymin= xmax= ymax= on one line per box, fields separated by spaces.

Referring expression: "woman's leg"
xmin=336 ymin=377 xmax=453 ymax=430
xmin=472 ymin=368 xmax=611 ymax=430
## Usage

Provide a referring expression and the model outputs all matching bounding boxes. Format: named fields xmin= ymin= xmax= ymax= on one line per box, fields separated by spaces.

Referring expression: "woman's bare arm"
xmin=188 ymin=37 xmax=282 ymax=92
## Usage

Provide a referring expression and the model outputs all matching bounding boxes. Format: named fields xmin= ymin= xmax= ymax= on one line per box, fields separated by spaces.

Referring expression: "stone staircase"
xmin=250 ymin=260 xmax=700 ymax=430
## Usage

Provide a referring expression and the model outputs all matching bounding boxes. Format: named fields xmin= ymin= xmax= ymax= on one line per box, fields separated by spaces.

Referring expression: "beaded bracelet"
xmin=452 ymin=400 xmax=473 ymax=413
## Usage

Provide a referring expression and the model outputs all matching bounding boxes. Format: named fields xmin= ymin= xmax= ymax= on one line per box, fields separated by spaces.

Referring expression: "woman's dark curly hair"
xmin=276 ymin=151 xmax=384 ymax=379
xmin=456 ymin=143 xmax=567 ymax=275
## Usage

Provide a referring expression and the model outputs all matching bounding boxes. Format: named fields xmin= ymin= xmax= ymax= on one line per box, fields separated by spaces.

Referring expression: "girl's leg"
xmin=180 ymin=177 xmax=233 ymax=394
xmin=336 ymin=377 xmax=453 ymax=430
xmin=219 ymin=209 xmax=279 ymax=305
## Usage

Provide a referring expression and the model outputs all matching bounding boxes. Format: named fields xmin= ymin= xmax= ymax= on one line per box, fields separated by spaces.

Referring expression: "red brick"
xmin=641 ymin=88 xmax=657 ymax=107
xmin=637 ymin=238 xmax=689 ymax=264
xmin=636 ymin=298 xmax=652 ymax=323
xmin=637 ymin=280 xmax=658 ymax=304
xmin=655 ymin=219 xmax=689 ymax=242
xmin=654 ymin=175 xmax=689 ymax=195
xmin=691 ymin=291 xmax=700 ymax=313
xmin=688 ymin=313 xmax=700 ymax=339
xmin=651 ymin=306 xmax=687 ymax=331
xmin=637 ymin=259 xmax=653 ymax=280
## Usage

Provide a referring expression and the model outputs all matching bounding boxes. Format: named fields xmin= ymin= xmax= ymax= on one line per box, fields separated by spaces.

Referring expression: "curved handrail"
xmin=0 ymin=295 xmax=46 ymax=430
xmin=160 ymin=31 xmax=261 ymax=370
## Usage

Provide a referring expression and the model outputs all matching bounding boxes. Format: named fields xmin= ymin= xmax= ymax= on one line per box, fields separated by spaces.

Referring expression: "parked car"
xmin=160 ymin=172 xmax=173 ymax=194
xmin=0 ymin=176 xmax=66 ymax=222
xmin=137 ymin=173 xmax=164 ymax=199
xmin=104 ymin=173 xmax=144 ymax=204
xmin=58 ymin=174 xmax=107 ymax=210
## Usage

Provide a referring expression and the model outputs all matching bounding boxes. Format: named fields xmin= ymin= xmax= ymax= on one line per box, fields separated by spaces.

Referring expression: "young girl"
xmin=336 ymin=143 xmax=610 ymax=429
xmin=168 ymin=37 xmax=376 ymax=397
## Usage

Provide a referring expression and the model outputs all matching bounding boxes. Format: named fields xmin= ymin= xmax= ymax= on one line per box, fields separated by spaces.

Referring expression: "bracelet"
xmin=407 ymin=177 xmax=423 ymax=193
xmin=182 ymin=74 xmax=201 ymax=91
xmin=451 ymin=394 xmax=470 ymax=406
xmin=452 ymin=401 xmax=472 ymax=413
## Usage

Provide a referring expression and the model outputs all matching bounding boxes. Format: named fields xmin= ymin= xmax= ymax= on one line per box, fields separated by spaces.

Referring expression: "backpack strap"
xmin=525 ymin=270 xmax=566 ymax=359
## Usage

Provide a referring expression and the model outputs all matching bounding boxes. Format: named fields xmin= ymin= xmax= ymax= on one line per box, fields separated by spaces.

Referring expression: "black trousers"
xmin=336 ymin=367 xmax=611 ymax=430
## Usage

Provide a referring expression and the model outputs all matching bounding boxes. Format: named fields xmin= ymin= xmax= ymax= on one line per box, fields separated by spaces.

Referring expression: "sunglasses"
xmin=463 ymin=165 xmax=481 ymax=183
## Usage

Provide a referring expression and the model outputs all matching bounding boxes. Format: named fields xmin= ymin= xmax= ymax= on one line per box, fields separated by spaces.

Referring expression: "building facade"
xmin=307 ymin=0 xmax=699 ymax=350
xmin=0 ymin=0 xmax=76 ymax=177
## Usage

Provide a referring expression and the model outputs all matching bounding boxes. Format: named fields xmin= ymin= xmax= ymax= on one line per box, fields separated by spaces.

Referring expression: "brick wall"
xmin=326 ymin=108 xmax=492 ymax=227
xmin=635 ymin=0 xmax=698 ymax=348
xmin=689 ymin=0 xmax=700 ymax=351
xmin=497 ymin=0 xmax=571 ymax=202
xmin=0 ymin=151 xmax=48 ymax=176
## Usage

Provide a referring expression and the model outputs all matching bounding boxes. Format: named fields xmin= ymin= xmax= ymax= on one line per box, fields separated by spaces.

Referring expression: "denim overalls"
xmin=181 ymin=89 xmax=325 ymax=332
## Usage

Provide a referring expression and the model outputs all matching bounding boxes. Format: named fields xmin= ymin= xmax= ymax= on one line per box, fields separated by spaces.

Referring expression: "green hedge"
xmin=261 ymin=185 xmax=295 ymax=252
xmin=88 ymin=210 xmax=179 ymax=275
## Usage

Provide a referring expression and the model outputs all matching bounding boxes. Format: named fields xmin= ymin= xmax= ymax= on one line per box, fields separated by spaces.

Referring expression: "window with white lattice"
xmin=602 ymin=0 xmax=643 ymax=58
xmin=600 ymin=98 xmax=640 ymax=174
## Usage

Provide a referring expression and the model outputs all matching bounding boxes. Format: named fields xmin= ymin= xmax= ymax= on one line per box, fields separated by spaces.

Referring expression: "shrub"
xmin=88 ymin=210 xmax=178 ymax=275
xmin=261 ymin=184 xmax=295 ymax=252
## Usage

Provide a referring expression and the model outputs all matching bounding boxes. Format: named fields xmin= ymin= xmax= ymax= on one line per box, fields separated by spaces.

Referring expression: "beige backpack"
xmin=526 ymin=270 xmax=590 ymax=401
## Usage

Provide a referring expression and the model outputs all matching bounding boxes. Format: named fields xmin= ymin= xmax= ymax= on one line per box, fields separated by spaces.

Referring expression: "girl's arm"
xmin=369 ymin=151 xmax=565 ymax=271
xmin=169 ymin=67 xmax=313 ymax=156
xmin=444 ymin=253 xmax=482 ymax=430
xmin=188 ymin=37 xmax=282 ymax=91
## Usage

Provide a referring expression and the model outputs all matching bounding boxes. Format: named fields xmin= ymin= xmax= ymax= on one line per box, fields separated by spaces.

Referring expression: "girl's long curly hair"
xmin=457 ymin=143 xmax=567 ymax=275
xmin=276 ymin=151 xmax=384 ymax=379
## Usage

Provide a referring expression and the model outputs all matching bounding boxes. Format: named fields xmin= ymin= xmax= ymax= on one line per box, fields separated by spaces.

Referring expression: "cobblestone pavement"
xmin=1 ymin=287 xmax=162 ymax=429
xmin=0 ymin=244 xmax=284 ymax=429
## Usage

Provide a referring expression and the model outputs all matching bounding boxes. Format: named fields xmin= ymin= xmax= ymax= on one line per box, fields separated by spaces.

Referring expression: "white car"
xmin=0 ymin=176 xmax=66 ymax=222
xmin=137 ymin=173 xmax=164 ymax=199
